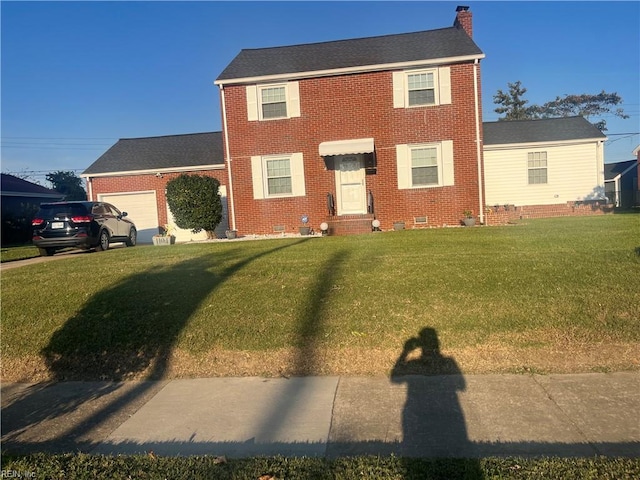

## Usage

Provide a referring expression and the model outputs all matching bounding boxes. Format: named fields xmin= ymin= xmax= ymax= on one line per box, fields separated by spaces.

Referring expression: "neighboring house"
xmin=82 ymin=132 xmax=227 ymax=243
xmin=604 ymin=159 xmax=638 ymax=208
xmin=1 ymin=173 xmax=64 ymax=245
xmin=483 ymin=116 xmax=607 ymax=220
xmin=214 ymin=6 xmax=486 ymax=235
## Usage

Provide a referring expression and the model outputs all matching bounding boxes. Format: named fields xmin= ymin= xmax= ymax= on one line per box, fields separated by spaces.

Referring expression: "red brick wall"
xmin=88 ymin=170 xmax=227 ymax=227
xmin=223 ymin=63 xmax=483 ymax=235
xmin=485 ymin=201 xmax=614 ymax=225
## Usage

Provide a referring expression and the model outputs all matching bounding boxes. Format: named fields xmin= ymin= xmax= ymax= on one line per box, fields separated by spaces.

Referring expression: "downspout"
xmin=473 ymin=58 xmax=484 ymax=224
xmin=87 ymin=177 xmax=93 ymax=201
xmin=220 ymin=85 xmax=237 ymax=231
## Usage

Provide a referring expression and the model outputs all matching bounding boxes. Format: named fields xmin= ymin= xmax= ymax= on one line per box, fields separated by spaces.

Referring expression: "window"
xmin=251 ymin=153 xmax=306 ymax=199
xmin=246 ymin=82 xmax=300 ymax=121
xmin=265 ymin=157 xmax=292 ymax=195
xmin=411 ymin=147 xmax=439 ymax=186
xmin=261 ymin=86 xmax=287 ymax=119
xmin=396 ymin=140 xmax=454 ymax=189
xmin=407 ymin=72 xmax=435 ymax=106
xmin=393 ymin=67 xmax=451 ymax=109
xmin=528 ymin=152 xmax=548 ymax=184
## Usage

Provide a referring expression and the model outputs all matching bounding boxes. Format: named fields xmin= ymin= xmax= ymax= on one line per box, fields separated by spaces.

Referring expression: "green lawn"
xmin=2 ymin=215 xmax=639 ymax=381
xmin=0 ymin=245 xmax=40 ymax=263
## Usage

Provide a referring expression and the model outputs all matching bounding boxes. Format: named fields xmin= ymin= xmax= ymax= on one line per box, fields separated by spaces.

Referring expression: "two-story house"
xmin=215 ymin=6 xmax=485 ymax=235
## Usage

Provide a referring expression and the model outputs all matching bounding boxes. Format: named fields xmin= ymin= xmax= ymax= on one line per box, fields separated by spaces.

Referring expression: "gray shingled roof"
xmin=1 ymin=173 xmax=63 ymax=197
xmin=216 ymin=26 xmax=483 ymax=82
xmin=83 ymin=132 xmax=224 ymax=175
xmin=604 ymin=159 xmax=637 ymax=181
xmin=483 ymin=117 xmax=606 ymax=146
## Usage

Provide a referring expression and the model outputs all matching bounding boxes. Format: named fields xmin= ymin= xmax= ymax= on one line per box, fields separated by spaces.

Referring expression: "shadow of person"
xmin=391 ymin=327 xmax=473 ymax=458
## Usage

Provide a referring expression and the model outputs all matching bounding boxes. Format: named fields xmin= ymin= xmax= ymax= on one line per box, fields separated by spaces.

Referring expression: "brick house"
xmin=215 ymin=6 xmax=485 ymax=235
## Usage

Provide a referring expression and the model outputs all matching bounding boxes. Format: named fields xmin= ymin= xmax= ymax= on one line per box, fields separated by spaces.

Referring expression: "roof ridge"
xmin=238 ymin=26 xmax=458 ymax=52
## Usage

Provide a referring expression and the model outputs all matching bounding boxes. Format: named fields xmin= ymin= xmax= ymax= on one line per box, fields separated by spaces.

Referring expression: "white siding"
xmin=484 ymin=142 xmax=604 ymax=206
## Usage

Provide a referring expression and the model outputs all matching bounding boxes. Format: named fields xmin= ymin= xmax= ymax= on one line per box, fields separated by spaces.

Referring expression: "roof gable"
xmin=604 ymin=160 xmax=637 ymax=181
xmin=483 ymin=117 xmax=606 ymax=146
xmin=83 ymin=132 xmax=224 ymax=176
xmin=216 ymin=27 xmax=483 ymax=83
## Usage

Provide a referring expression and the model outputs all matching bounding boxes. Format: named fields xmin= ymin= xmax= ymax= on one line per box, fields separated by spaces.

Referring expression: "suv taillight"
xmin=32 ymin=218 xmax=45 ymax=227
xmin=70 ymin=215 xmax=92 ymax=223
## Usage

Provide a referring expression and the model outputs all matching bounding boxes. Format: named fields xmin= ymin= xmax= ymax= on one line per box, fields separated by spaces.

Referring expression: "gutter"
xmin=473 ymin=58 xmax=484 ymax=224
xmin=220 ymin=85 xmax=237 ymax=231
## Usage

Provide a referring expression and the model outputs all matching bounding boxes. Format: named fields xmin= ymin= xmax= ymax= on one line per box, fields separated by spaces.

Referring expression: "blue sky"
xmin=2 ymin=1 xmax=639 ymax=182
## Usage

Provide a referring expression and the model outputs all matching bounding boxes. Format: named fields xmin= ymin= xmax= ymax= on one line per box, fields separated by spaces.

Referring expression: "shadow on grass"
xmin=1 ymin=239 xmax=309 ymax=454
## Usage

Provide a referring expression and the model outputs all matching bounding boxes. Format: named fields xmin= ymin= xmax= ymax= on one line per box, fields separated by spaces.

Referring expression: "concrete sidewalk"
xmin=2 ymin=373 xmax=639 ymax=458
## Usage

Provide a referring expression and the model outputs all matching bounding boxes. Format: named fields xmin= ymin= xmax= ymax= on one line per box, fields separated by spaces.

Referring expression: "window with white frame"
xmin=396 ymin=140 xmax=454 ymax=189
xmin=411 ymin=146 xmax=439 ymax=186
xmin=393 ymin=67 xmax=451 ymax=109
xmin=407 ymin=72 xmax=436 ymax=106
xmin=251 ymin=153 xmax=306 ymax=199
xmin=527 ymin=151 xmax=548 ymax=184
xmin=260 ymin=86 xmax=287 ymax=119
xmin=265 ymin=157 xmax=292 ymax=195
xmin=246 ymin=82 xmax=301 ymax=122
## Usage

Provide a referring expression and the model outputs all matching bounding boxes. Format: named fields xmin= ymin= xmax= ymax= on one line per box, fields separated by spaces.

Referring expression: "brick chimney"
xmin=454 ymin=5 xmax=473 ymax=37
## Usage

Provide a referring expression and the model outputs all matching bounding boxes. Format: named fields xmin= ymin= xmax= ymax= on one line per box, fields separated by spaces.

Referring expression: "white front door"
xmin=335 ymin=155 xmax=366 ymax=215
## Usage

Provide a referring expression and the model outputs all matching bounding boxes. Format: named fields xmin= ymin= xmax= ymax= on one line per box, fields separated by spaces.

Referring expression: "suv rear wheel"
xmin=96 ymin=229 xmax=110 ymax=251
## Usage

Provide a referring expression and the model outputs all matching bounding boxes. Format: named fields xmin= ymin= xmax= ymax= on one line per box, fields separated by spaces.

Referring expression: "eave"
xmin=81 ymin=164 xmax=224 ymax=179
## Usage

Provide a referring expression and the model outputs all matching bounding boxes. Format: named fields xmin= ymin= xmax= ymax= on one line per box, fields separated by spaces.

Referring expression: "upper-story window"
xmin=527 ymin=151 xmax=548 ymax=184
xmin=260 ymin=86 xmax=287 ymax=119
xmin=246 ymin=82 xmax=300 ymax=121
xmin=407 ymin=72 xmax=436 ymax=106
xmin=393 ymin=67 xmax=451 ymax=108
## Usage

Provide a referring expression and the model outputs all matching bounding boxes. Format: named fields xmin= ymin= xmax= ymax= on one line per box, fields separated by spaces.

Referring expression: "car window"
xmin=92 ymin=204 xmax=106 ymax=215
xmin=106 ymin=204 xmax=122 ymax=216
xmin=38 ymin=204 xmax=88 ymax=219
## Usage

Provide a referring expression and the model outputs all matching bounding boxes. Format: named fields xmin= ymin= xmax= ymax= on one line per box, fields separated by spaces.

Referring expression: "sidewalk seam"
xmin=531 ymin=374 xmax=600 ymax=455
xmin=324 ymin=376 xmax=342 ymax=457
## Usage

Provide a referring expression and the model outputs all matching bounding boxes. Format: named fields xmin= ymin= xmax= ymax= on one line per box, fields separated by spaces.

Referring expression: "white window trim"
xmin=527 ymin=151 xmax=549 ymax=185
xmin=396 ymin=140 xmax=454 ymax=189
xmin=251 ymin=153 xmax=306 ymax=199
xmin=246 ymin=82 xmax=300 ymax=122
xmin=393 ymin=66 xmax=451 ymax=109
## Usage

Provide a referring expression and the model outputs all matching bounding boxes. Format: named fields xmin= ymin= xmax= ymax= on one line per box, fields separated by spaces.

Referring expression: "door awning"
xmin=319 ymin=138 xmax=374 ymax=157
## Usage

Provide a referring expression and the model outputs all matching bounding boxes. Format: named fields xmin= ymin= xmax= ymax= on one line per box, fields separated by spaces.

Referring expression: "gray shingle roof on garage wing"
xmin=216 ymin=26 xmax=483 ymax=82
xmin=483 ymin=117 xmax=606 ymax=146
xmin=83 ymin=132 xmax=224 ymax=175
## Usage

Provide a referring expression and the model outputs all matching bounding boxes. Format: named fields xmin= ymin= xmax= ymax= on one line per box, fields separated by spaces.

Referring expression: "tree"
xmin=46 ymin=170 xmax=87 ymax=200
xmin=165 ymin=174 xmax=222 ymax=239
xmin=493 ymin=81 xmax=629 ymax=131
xmin=493 ymin=81 xmax=531 ymax=120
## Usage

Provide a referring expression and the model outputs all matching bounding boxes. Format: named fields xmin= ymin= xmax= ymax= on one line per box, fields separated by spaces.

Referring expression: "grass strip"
xmin=0 ymin=245 xmax=40 ymax=263
xmin=3 ymin=453 xmax=640 ymax=479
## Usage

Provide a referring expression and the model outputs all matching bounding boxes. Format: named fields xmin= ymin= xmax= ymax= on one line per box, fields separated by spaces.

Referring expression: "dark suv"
xmin=32 ymin=201 xmax=137 ymax=256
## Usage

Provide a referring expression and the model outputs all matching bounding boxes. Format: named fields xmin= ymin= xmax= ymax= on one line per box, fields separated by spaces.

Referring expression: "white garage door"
xmin=167 ymin=185 xmax=229 ymax=242
xmin=98 ymin=191 xmax=159 ymax=244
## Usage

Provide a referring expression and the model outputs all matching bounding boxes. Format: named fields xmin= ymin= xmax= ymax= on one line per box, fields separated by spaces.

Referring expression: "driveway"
xmin=0 ymin=244 xmax=127 ymax=271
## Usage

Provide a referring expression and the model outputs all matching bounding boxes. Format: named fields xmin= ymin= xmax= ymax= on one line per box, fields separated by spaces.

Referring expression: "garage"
xmin=98 ymin=191 xmax=159 ymax=243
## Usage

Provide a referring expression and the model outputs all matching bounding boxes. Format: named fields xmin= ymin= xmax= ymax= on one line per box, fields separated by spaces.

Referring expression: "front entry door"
xmin=335 ymin=155 xmax=366 ymax=215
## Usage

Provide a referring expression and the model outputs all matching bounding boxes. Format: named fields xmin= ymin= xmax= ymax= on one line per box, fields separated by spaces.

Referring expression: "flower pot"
xmin=299 ymin=226 xmax=311 ymax=235
xmin=463 ymin=218 xmax=476 ymax=227
xmin=226 ymin=230 xmax=237 ymax=239
xmin=393 ymin=221 xmax=405 ymax=231
xmin=153 ymin=235 xmax=175 ymax=245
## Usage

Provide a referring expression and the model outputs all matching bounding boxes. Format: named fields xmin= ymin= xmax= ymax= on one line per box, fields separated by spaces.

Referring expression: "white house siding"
xmin=484 ymin=141 xmax=604 ymax=207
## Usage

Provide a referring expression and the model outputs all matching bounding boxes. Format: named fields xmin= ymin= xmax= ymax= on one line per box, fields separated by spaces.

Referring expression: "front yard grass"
xmin=0 ymin=245 xmax=40 ymax=263
xmin=1 ymin=215 xmax=639 ymax=381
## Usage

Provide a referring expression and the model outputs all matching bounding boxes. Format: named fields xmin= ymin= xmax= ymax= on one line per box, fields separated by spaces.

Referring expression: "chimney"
xmin=454 ymin=5 xmax=473 ymax=37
